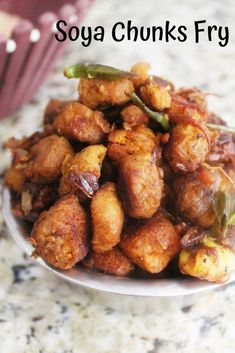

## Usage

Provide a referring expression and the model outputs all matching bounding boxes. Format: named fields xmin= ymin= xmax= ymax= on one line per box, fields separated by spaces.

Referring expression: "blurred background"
xmin=0 ymin=0 xmax=235 ymax=352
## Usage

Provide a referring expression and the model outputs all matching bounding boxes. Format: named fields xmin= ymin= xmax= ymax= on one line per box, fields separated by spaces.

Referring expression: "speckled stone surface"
xmin=0 ymin=0 xmax=235 ymax=352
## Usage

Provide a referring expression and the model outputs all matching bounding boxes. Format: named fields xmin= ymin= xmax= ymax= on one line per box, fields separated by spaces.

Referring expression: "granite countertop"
xmin=0 ymin=0 xmax=235 ymax=352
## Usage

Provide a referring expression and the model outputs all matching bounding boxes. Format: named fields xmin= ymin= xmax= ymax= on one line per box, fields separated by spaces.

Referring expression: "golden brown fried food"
xmin=130 ymin=62 xmax=150 ymax=87
xmin=59 ymin=145 xmax=107 ymax=198
xmin=174 ymin=165 xmax=233 ymax=228
xmin=177 ymin=87 xmax=207 ymax=109
xmin=25 ymin=135 xmax=74 ymax=184
xmin=121 ymin=104 xmax=149 ymax=129
xmin=83 ymin=247 xmax=134 ymax=276
xmin=44 ymin=99 xmax=73 ymax=125
xmin=78 ymin=78 xmax=134 ymax=109
xmin=120 ymin=213 xmax=180 ymax=273
xmin=118 ymin=153 xmax=163 ymax=219
xmin=91 ymin=182 xmax=124 ymax=252
xmin=12 ymin=182 xmax=59 ymax=222
xmin=5 ymin=131 xmax=50 ymax=154
xmin=29 ymin=194 xmax=89 ymax=270
xmin=140 ymin=83 xmax=172 ymax=111
xmin=4 ymin=166 xmax=26 ymax=193
xmin=207 ymin=130 xmax=235 ymax=164
xmin=53 ymin=102 xmax=111 ymax=144
xmin=166 ymin=90 xmax=208 ymax=123
xmin=165 ymin=122 xmax=210 ymax=173
xmin=107 ymin=125 xmax=157 ymax=164
xmin=179 ymin=236 xmax=235 ymax=283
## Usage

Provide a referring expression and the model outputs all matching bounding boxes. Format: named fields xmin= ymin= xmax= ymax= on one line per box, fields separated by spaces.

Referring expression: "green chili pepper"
xmin=129 ymin=92 xmax=171 ymax=131
xmin=64 ymin=63 xmax=137 ymax=81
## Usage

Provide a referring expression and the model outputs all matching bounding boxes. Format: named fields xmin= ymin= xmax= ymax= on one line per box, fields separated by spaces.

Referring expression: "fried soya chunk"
xmin=83 ymin=247 xmax=134 ymax=276
xmin=4 ymin=166 xmax=26 ymax=193
xmin=5 ymin=131 xmax=51 ymax=154
xmin=166 ymin=89 xmax=208 ymax=123
xmin=59 ymin=145 xmax=107 ymax=198
xmin=25 ymin=135 xmax=74 ymax=184
xmin=177 ymin=87 xmax=207 ymax=109
xmin=29 ymin=194 xmax=89 ymax=270
xmin=107 ymin=125 xmax=157 ymax=165
xmin=121 ymin=104 xmax=149 ymax=129
xmin=165 ymin=122 xmax=210 ymax=173
xmin=78 ymin=77 xmax=134 ymax=109
xmin=44 ymin=99 xmax=73 ymax=125
xmin=150 ymin=76 xmax=175 ymax=92
xmin=53 ymin=102 xmax=111 ymax=144
xmin=179 ymin=236 xmax=235 ymax=283
xmin=118 ymin=153 xmax=163 ymax=219
xmin=91 ymin=182 xmax=124 ymax=252
xmin=120 ymin=213 xmax=180 ymax=273
xmin=174 ymin=165 xmax=233 ymax=228
xmin=12 ymin=182 xmax=58 ymax=222
xmin=140 ymin=83 xmax=172 ymax=111
xmin=130 ymin=62 xmax=150 ymax=87
xmin=207 ymin=129 xmax=235 ymax=164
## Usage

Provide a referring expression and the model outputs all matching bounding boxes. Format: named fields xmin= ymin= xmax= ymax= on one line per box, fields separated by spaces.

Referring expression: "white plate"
xmin=2 ymin=186 xmax=233 ymax=297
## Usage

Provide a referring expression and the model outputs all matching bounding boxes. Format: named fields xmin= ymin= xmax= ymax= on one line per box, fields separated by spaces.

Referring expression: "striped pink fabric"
xmin=0 ymin=0 xmax=94 ymax=119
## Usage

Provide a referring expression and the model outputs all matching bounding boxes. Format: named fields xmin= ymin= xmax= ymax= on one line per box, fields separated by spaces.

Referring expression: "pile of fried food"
xmin=4 ymin=62 xmax=235 ymax=283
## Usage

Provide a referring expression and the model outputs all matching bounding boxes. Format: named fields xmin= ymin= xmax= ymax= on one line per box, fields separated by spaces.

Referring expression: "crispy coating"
xmin=25 ymin=135 xmax=74 ymax=184
xmin=107 ymin=125 xmax=157 ymax=164
xmin=130 ymin=62 xmax=150 ymax=87
xmin=83 ymin=247 xmax=134 ymax=276
xmin=140 ymin=83 xmax=172 ymax=111
xmin=78 ymin=78 xmax=134 ymax=109
xmin=177 ymin=87 xmax=207 ymax=109
xmin=174 ymin=165 xmax=233 ymax=228
xmin=120 ymin=213 xmax=180 ymax=273
xmin=165 ymin=123 xmax=210 ymax=173
xmin=150 ymin=76 xmax=175 ymax=92
xmin=179 ymin=236 xmax=235 ymax=283
xmin=12 ymin=183 xmax=59 ymax=222
xmin=29 ymin=194 xmax=89 ymax=270
xmin=207 ymin=130 xmax=235 ymax=164
xmin=4 ymin=166 xmax=26 ymax=193
xmin=91 ymin=182 xmax=124 ymax=252
xmin=5 ymin=131 xmax=50 ymax=154
xmin=118 ymin=153 xmax=163 ymax=219
xmin=59 ymin=145 xmax=107 ymax=198
xmin=166 ymin=92 xmax=208 ymax=123
xmin=53 ymin=102 xmax=111 ymax=144
xmin=44 ymin=99 xmax=73 ymax=125
xmin=121 ymin=104 xmax=149 ymax=129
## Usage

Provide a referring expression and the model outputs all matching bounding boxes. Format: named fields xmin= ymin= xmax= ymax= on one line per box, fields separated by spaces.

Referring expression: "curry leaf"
xmin=64 ymin=63 xmax=137 ymax=81
xmin=212 ymin=191 xmax=235 ymax=236
xmin=129 ymin=92 xmax=171 ymax=132
xmin=207 ymin=123 xmax=235 ymax=135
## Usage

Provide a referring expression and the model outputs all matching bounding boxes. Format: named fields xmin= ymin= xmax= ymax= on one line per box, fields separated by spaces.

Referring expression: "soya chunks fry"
xmin=118 ymin=153 xmax=163 ymax=219
xmin=83 ymin=247 xmax=134 ymax=276
xmin=59 ymin=145 xmax=107 ymax=198
xmin=120 ymin=213 xmax=180 ymax=274
xmin=174 ymin=165 xmax=233 ymax=228
xmin=78 ymin=77 xmax=134 ymax=109
xmin=44 ymin=99 xmax=74 ymax=125
xmin=91 ymin=182 xmax=124 ymax=252
xmin=53 ymin=101 xmax=111 ymax=144
xmin=25 ymin=135 xmax=74 ymax=184
xmin=29 ymin=194 xmax=89 ymax=270
xmin=4 ymin=166 xmax=26 ymax=193
xmin=107 ymin=125 xmax=157 ymax=165
xmin=179 ymin=236 xmax=235 ymax=283
xmin=165 ymin=122 xmax=210 ymax=173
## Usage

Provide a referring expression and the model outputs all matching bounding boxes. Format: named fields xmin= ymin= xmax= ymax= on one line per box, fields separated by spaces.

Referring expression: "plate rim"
xmin=2 ymin=186 xmax=232 ymax=297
